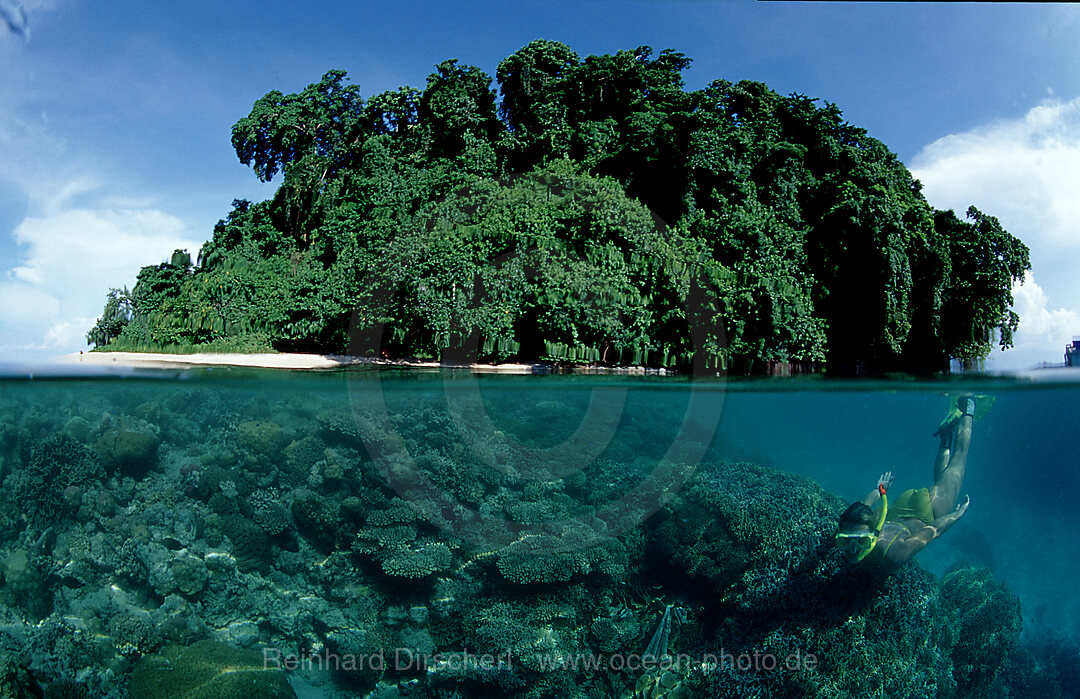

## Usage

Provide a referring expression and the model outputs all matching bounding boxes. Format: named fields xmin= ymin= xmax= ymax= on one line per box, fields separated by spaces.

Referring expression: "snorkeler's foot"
xmin=959 ymin=393 xmax=994 ymax=419
xmin=936 ymin=394 xmax=994 ymax=436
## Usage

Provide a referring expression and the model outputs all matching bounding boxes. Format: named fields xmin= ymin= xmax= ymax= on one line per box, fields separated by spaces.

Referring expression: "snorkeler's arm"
xmin=928 ymin=495 xmax=970 ymax=537
xmin=859 ymin=472 xmax=894 ymax=507
xmin=886 ymin=496 xmax=969 ymax=566
xmin=902 ymin=496 xmax=970 ymax=548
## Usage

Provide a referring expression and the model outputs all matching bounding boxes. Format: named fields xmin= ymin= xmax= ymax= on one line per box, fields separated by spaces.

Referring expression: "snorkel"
xmin=836 ymin=483 xmax=888 ymax=562
xmin=872 ymin=483 xmax=888 ymax=532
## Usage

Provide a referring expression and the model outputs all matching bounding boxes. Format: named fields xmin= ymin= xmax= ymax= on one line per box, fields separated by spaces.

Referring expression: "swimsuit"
xmin=887 ymin=487 xmax=934 ymax=525
xmin=863 ymin=488 xmax=935 ymax=565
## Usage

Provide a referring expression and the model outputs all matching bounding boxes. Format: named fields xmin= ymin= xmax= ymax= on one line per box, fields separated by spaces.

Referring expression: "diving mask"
xmin=835 ymin=531 xmax=878 ymax=559
xmin=835 ymin=484 xmax=888 ymax=562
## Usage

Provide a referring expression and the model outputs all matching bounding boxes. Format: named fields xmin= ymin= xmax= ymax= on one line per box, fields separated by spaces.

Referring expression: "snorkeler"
xmin=835 ymin=395 xmax=980 ymax=569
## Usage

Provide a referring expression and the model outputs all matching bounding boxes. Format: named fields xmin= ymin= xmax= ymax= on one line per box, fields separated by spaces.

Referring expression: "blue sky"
xmin=2 ymin=1 xmax=1079 ymax=368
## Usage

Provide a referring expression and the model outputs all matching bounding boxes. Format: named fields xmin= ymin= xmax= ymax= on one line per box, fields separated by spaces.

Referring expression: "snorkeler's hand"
xmin=955 ymin=495 xmax=970 ymax=518
xmin=876 ymin=472 xmax=894 ymax=491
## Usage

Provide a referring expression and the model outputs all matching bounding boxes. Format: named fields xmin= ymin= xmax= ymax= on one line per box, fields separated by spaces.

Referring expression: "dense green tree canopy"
xmin=89 ymin=41 xmax=1030 ymax=373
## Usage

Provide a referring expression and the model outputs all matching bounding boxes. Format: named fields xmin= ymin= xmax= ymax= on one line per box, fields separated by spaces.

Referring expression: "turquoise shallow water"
xmin=0 ymin=366 xmax=1076 ymax=697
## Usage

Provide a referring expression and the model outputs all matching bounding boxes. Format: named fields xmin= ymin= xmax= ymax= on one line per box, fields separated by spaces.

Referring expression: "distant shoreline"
xmin=61 ymin=351 xmax=674 ymax=375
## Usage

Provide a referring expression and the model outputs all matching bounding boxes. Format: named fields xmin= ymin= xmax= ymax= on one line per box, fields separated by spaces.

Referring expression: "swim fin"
xmin=935 ymin=394 xmax=994 ymax=435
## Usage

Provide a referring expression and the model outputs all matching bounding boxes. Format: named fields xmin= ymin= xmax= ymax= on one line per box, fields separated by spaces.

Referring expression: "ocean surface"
xmin=0 ymin=365 xmax=1077 ymax=698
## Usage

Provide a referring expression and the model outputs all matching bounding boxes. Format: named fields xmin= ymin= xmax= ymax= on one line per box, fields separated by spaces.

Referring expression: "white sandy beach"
xmin=58 ymin=351 xmax=675 ymax=375
xmin=60 ymin=351 xmax=548 ymax=373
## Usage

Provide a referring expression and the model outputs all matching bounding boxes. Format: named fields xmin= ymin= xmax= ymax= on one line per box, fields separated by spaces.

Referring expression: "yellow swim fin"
xmin=936 ymin=394 xmax=994 ymax=434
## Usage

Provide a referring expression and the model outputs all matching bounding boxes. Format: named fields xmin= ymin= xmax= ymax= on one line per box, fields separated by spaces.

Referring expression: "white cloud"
xmin=0 ymin=205 xmax=202 ymax=356
xmin=43 ymin=316 xmax=97 ymax=348
xmin=0 ymin=281 xmax=59 ymax=323
xmin=0 ymin=46 xmax=204 ymax=359
xmin=911 ymin=98 xmax=1080 ymax=256
xmin=12 ymin=207 xmax=195 ymax=290
xmin=911 ymin=98 xmax=1080 ymax=369
xmin=1007 ymin=271 xmax=1080 ymax=362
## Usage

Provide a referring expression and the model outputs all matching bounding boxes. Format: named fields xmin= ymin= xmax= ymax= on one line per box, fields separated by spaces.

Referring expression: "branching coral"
xmin=493 ymin=530 xmax=628 ymax=585
xmin=247 ymin=489 xmax=292 ymax=536
xmin=19 ymin=433 xmax=103 ymax=523
xmin=380 ymin=542 xmax=453 ymax=579
xmin=354 ymin=498 xmax=455 ymax=579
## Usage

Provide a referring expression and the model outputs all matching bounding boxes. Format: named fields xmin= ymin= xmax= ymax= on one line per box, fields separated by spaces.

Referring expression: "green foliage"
xmin=935 ymin=207 xmax=1031 ymax=360
xmin=90 ymin=42 xmax=1031 ymax=373
xmin=231 ymin=69 xmax=364 ymax=183
xmin=497 ymin=39 xmax=581 ymax=169
xmin=96 ymin=333 xmax=276 ymax=354
xmin=420 ymin=59 xmax=502 ymax=163
xmin=86 ymin=288 xmax=132 ymax=348
xmin=347 ymin=165 xmax=736 ymax=367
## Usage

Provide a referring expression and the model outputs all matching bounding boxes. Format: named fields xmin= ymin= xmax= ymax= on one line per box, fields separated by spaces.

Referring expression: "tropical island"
xmin=86 ymin=40 xmax=1031 ymax=375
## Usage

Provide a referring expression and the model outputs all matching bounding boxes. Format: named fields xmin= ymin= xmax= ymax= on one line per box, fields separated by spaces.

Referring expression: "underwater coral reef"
xmin=0 ymin=373 xmax=1054 ymax=698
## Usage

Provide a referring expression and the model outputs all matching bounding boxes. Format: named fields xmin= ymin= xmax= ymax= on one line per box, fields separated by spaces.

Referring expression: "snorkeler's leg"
xmin=931 ymin=398 xmax=974 ymax=517
xmin=933 ymin=430 xmax=951 ymax=483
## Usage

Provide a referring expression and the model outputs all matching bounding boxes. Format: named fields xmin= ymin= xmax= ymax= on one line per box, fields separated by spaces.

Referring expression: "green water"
xmin=0 ymin=366 xmax=1077 ymax=697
